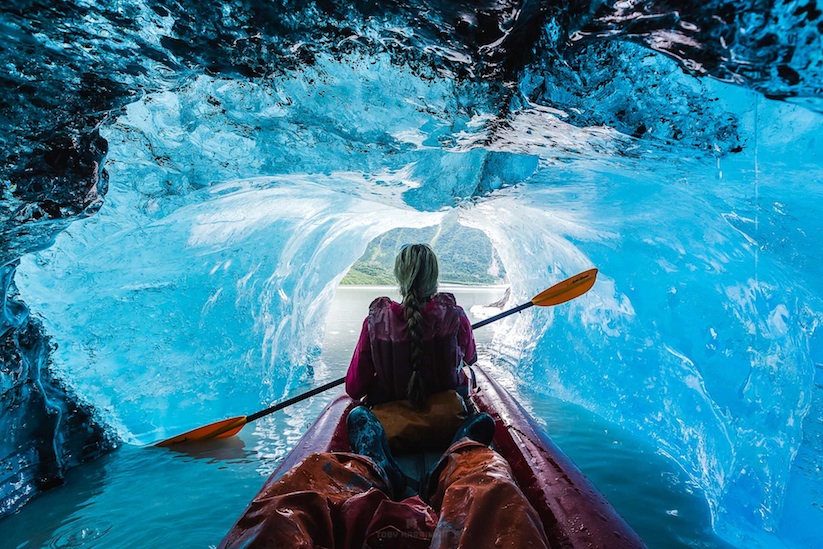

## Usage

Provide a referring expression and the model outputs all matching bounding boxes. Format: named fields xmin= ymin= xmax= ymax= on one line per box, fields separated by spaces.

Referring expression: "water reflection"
xmin=0 ymin=451 xmax=110 ymax=549
xmin=162 ymin=436 xmax=252 ymax=462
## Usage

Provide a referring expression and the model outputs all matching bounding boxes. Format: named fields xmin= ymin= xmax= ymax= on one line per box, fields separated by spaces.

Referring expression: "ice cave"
xmin=1 ymin=1 xmax=821 ymax=547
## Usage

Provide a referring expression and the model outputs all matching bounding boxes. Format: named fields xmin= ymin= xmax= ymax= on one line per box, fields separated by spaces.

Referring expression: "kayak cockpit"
xmin=221 ymin=362 xmax=647 ymax=548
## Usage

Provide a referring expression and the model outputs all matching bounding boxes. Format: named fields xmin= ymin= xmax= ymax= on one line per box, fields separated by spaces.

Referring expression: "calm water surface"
xmin=0 ymin=285 xmax=724 ymax=548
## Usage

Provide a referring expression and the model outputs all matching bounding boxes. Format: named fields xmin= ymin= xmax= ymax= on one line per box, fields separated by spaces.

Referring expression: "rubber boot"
xmin=346 ymin=406 xmax=406 ymax=499
xmin=450 ymin=412 xmax=496 ymax=446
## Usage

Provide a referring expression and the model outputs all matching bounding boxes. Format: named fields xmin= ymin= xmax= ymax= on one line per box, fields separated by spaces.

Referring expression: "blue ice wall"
xmin=1 ymin=262 xmax=114 ymax=516
xmin=2 ymin=1 xmax=822 ymax=546
xmin=14 ymin=52 xmax=823 ymax=546
xmin=463 ymin=124 xmax=823 ymax=546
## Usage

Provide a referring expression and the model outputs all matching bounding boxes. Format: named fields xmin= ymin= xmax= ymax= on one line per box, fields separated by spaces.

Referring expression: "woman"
xmin=345 ymin=244 xmax=477 ymax=451
xmin=339 ymin=244 xmax=549 ymax=546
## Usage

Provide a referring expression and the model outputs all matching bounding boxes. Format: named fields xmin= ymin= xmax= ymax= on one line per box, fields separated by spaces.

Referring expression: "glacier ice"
xmin=1 ymin=262 xmax=114 ymax=516
xmin=12 ymin=53 xmax=823 ymax=546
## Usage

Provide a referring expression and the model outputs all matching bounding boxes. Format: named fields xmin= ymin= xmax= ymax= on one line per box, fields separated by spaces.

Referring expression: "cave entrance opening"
xmin=321 ymin=218 xmax=510 ymax=371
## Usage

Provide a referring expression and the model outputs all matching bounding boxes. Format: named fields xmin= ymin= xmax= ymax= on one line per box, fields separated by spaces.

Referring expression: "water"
xmin=0 ymin=284 xmax=727 ymax=548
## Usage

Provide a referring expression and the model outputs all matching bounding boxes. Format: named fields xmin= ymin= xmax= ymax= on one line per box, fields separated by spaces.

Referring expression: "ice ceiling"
xmin=1 ymin=1 xmax=822 ymax=546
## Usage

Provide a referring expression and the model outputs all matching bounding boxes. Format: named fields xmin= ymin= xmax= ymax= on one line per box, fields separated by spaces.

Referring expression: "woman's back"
xmin=363 ymin=293 xmax=475 ymax=404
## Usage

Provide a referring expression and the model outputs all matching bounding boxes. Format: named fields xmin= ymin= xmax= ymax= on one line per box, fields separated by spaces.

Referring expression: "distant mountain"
xmin=342 ymin=220 xmax=506 ymax=285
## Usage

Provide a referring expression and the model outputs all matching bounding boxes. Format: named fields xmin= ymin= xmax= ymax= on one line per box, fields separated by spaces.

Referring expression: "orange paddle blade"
xmin=154 ymin=415 xmax=248 ymax=447
xmin=531 ymin=268 xmax=598 ymax=307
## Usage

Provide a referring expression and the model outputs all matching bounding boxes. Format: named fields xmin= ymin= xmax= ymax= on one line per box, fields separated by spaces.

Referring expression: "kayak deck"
xmin=227 ymin=363 xmax=646 ymax=548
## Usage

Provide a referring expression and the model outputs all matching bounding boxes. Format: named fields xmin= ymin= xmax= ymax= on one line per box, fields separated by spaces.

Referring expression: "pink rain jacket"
xmin=346 ymin=293 xmax=477 ymax=405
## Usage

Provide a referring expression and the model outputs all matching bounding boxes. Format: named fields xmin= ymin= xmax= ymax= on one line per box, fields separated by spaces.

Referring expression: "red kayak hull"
xmin=225 ymin=363 xmax=645 ymax=548
xmin=469 ymin=365 xmax=645 ymax=548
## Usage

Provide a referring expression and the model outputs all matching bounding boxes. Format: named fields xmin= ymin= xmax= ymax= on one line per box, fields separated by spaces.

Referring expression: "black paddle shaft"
xmin=246 ymin=377 xmax=347 ymax=422
xmin=470 ymin=301 xmax=533 ymax=330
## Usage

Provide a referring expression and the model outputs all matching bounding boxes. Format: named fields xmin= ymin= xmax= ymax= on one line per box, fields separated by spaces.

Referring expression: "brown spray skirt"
xmin=218 ymin=440 xmax=550 ymax=549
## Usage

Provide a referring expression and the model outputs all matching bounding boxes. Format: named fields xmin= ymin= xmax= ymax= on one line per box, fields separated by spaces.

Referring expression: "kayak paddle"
xmin=154 ymin=268 xmax=598 ymax=446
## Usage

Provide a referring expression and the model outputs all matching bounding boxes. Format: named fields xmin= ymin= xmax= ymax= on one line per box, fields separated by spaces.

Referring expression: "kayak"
xmin=219 ymin=363 xmax=646 ymax=548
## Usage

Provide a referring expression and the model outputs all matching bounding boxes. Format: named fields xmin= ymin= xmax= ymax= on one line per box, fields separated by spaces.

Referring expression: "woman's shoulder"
xmin=369 ymin=296 xmax=400 ymax=312
xmin=427 ymin=293 xmax=467 ymax=327
xmin=432 ymin=292 xmax=457 ymax=305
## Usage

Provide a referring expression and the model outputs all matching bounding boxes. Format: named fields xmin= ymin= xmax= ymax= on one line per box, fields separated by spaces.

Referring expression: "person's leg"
xmin=428 ymin=439 xmax=551 ymax=549
xmin=219 ymin=452 xmax=390 ymax=548
xmin=221 ymin=406 xmax=413 ymax=548
xmin=451 ymin=411 xmax=496 ymax=446
xmin=347 ymin=405 xmax=406 ymax=498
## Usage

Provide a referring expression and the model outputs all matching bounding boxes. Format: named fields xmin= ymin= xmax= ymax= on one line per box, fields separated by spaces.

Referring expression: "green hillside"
xmin=342 ymin=219 xmax=506 ymax=285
